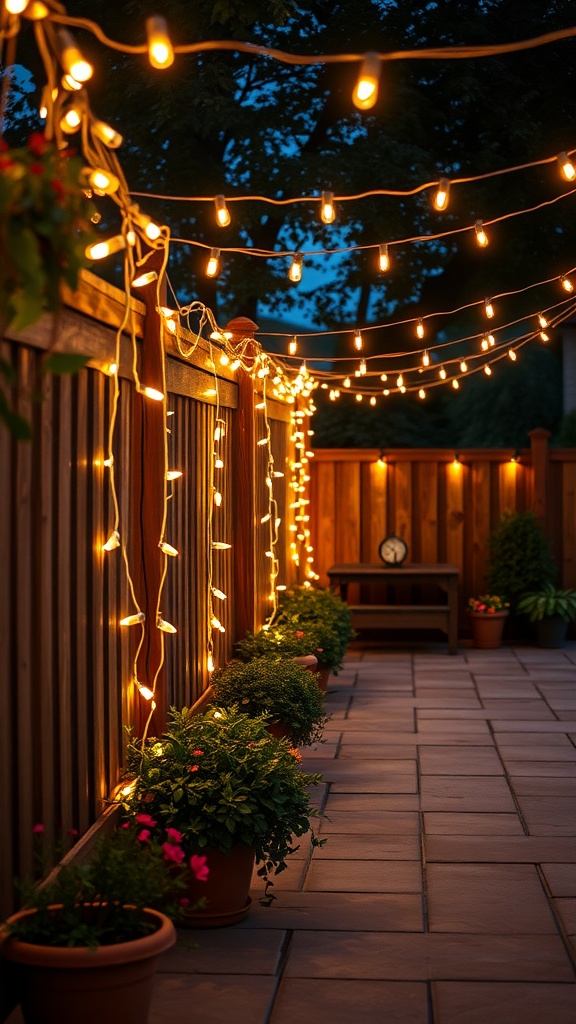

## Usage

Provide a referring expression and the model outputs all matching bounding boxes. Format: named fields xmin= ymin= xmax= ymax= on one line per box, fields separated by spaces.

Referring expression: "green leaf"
xmin=42 ymin=353 xmax=91 ymax=375
xmin=172 ymin=788 xmax=183 ymax=803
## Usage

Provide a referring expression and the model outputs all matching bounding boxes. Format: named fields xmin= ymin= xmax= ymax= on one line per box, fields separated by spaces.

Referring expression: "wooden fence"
xmin=0 ymin=274 xmax=297 ymax=918
xmin=310 ymin=442 xmax=576 ymax=618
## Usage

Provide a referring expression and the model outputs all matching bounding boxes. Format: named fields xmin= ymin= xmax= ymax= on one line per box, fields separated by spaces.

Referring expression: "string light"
xmin=86 ymin=168 xmax=120 ymax=194
xmin=62 ymin=73 xmax=83 ymax=91
xmin=157 ymin=615 xmax=177 ymax=634
xmin=206 ymin=248 xmax=220 ymax=277
xmin=288 ymin=254 xmax=303 ymax=282
xmin=452 ymin=379 xmax=460 ymax=389
xmin=416 ymin=319 xmax=425 ymax=339
xmin=166 ymin=469 xmax=183 ymax=480
xmin=321 ymin=190 xmax=335 ymax=224
xmin=439 ymin=367 xmax=447 ymax=379
xmin=560 ymin=275 xmax=574 ymax=292
xmin=146 ymin=15 xmax=175 ymax=69
xmin=433 ymin=178 xmax=450 ymax=211
xmin=92 ymin=119 xmax=123 ymax=148
xmin=540 ymin=330 xmax=549 ymax=341
xmin=474 ymin=219 xmax=489 ymax=247
xmin=60 ymin=103 xmax=83 ymax=133
xmin=538 ymin=313 xmax=548 ymax=327
xmin=508 ymin=348 xmax=517 ymax=360
xmin=138 ymin=683 xmax=154 ymax=701
xmin=159 ymin=540 xmax=179 ymax=556
xmin=288 ymin=336 xmax=298 ymax=355
xmin=484 ymin=298 xmax=495 ymax=318
xmin=141 ymin=385 xmax=165 ymax=401
xmin=354 ymin=330 xmax=363 ymax=351
xmin=119 ymin=612 xmax=145 ymax=626
xmin=102 ymin=530 xmax=120 ymax=552
xmin=484 ymin=364 xmax=492 ymax=375
xmin=24 ymin=2 xmax=48 ymax=18
xmin=418 ymin=388 xmax=426 ymax=399
xmin=422 ymin=350 xmax=430 ymax=366
xmin=359 ymin=359 xmax=367 ymax=375
xmin=378 ymin=243 xmax=390 ymax=272
xmin=214 ymin=194 xmax=231 ymax=227
xmin=558 ymin=152 xmax=576 ymax=181
xmin=132 ymin=270 xmax=158 ymax=288
xmin=5 ymin=0 xmax=30 ymax=12
xmin=460 ymin=360 xmax=468 ymax=372
xmin=370 ymin=396 xmax=377 ymax=405
xmin=85 ymin=234 xmax=126 ymax=260
xmin=352 ymin=52 xmax=381 ymax=109
xmin=57 ymin=28 xmax=93 ymax=83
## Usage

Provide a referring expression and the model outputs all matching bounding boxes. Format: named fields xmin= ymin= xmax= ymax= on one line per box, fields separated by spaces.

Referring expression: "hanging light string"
xmin=255 ymin=370 xmax=282 ymax=626
xmin=206 ymin=341 xmax=228 ymax=672
xmin=41 ymin=12 xmax=576 ymax=69
xmin=170 ymin=185 xmax=576 ymax=267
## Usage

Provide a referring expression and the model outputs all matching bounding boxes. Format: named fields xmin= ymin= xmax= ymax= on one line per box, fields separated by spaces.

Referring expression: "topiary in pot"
xmin=211 ymin=656 xmax=329 ymax=747
xmin=486 ymin=510 xmax=556 ymax=609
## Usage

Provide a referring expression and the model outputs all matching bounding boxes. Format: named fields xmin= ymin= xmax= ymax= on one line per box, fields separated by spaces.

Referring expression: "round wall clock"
xmin=378 ymin=534 xmax=408 ymax=566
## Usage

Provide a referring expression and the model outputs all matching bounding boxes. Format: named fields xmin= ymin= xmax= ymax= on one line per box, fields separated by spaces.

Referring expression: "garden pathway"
xmin=148 ymin=641 xmax=576 ymax=1023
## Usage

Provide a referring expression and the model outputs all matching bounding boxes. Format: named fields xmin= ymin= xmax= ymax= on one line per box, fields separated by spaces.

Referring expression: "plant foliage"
xmin=516 ymin=583 xmax=576 ymax=622
xmin=211 ymin=656 xmax=328 ymax=746
xmin=486 ymin=510 xmax=556 ymax=606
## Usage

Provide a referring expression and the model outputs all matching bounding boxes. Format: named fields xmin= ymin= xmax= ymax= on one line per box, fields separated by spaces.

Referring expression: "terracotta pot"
xmin=178 ymin=844 xmax=255 ymax=928
xmin=467 ymin=610 xmax=508 ymax=649
xmin=293 ymin=655 xmax=318 ymax=673
xmin=0 ymin=907 xmax=175 ymax=1024
xmin=316 ymin=666 xmax=330 ymax=691
xmin=267 ymin=721 xmax=293 ymax=741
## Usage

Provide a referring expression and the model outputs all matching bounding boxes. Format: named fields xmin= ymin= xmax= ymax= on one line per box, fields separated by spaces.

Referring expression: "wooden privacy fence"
xmin=309 ymin=441 xmax=576 ymax=617
xmin=0 ymin=274 xmax=297 ymax=917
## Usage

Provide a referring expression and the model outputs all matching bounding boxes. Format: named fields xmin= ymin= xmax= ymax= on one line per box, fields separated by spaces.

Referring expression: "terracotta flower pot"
xmin=467 ymin=610 xmax=509 ymax=649
xmin=315 ymin=666 xmax=330 ymax=691
xmin=0 ymin=906 xmax=175 ymax=1024
xmin=267 ymin=721 xmax=293 ymax=741
xmin=178 ymin=844 xmax=255 ymax=928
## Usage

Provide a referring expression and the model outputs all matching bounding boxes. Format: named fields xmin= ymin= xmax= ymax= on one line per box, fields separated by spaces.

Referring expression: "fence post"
xmin=225 ymin=316 xmax=259 ymax=644
xmin=528 ymin=427 xmax=551 ymax=530
xmin=130 ymin=250 xmax=168 ymax=735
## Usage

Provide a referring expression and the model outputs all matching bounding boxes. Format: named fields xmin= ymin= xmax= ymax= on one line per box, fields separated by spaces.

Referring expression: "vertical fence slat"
xmin=74 ymin=370 xmax=90 ymax=834
xmin=0 ymin=343 xmax=14 ymax=914
xmin=418 ymin=461 xmax=439 ymax=563
xmin=562 ymin=461 xmax=576 ymax=587
xmin=56 ymin=372 xmax=74 ymax=839
xmin=37 ymin=370 xmax=56 ymax=840
xmin=313 ymin=461 xmax=336 ymax=585
xmin=368 ymin=460 xmax=387 ymax=561
xmin=445 ymin=461 xmax=465 ymax=574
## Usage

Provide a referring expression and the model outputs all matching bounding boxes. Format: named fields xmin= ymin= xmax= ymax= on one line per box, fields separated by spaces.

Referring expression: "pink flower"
xmin=192 ymin=750 xmax=204 ymax=757
xmin=189 ymin=854 xmax=209 ymax=881
xmin=165 ymin=827 xmax=183 ymax=843
xmin=179 ymin=897 xmax=190 ymax=908
xmin=121 ymin=822 xmax=130 ymax=829
xmin=68 ymin=828 xmax=79 ymax=837
xmin=32 ymin=824 xmax=44 ymax=834
xmin=136 ymin=813 xmax=157 ymax=827
xmin=137 ymin=829 xmax=151 ymax=843
xmin=162 ymin=842 xmax=186 ymax=864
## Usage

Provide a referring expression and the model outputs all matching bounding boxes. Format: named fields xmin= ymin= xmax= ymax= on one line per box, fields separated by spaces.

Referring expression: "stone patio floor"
xmin=146 ymin=641 xmax=576 ymax=1024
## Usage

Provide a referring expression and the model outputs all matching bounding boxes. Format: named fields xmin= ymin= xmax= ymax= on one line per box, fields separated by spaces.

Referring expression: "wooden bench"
xmin=327 ymin=563 xmax=459 ymax=655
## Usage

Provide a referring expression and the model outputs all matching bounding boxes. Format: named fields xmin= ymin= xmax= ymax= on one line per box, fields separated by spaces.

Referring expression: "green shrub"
xmin=516 ymin=583 xmax=576 ymax=622
xmin=486 ymin=510 xmax=556 ymax=606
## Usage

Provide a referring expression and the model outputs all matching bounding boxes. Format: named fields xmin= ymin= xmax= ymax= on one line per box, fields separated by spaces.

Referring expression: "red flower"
xmin=296 ymin=631 xmax=304 ymax=638
xmin=29 ymin=162 xmax=44 ymax=175
xmin=162 ymin=842 xmax=186 ymax=864
xmin=0 ymin=156 xmax=15 ymax=170
xmin=192 ymin=749 xmax=204 ymax=756
xmin=28 ymin=132 xmax=48 ymax=157
xmin=188 ymin=764 xmax=199 ymax=772
xmin=51 ymin=179 xmax=65 ymax=199
xmin=189 ymin=854 xmax=209 ymax=881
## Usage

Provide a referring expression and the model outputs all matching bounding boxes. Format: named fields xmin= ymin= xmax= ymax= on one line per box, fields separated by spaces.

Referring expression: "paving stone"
xmin=271 ymin=979 xmax=428 ymax=1024
xmin=554 ymin=898 xmax=576 ymax=934
xmin=503 ymin=761 xmax=576 ymax=776
xmin=350 ymin=696 xmax=482 ymax=708
xmin=312 ymin=757 xmax=415 ymax=776
xmin=324 ymin=793 xmax=421 ymax=812
xmin=338 ymin=743 xmax=418 ymax=758
xmin=304 ymin=858 xmax=422 ymax=893
xmin=419 ymin=746 xmax=504 ymax=775
xmin=481 ymin=700 xmax=556 ymax=719
xmin=509 ymin=776 xmax=576 ymax=796
xmin=425 ymin=836 xmax=576 ymax=862
xmin=313 ymin=833 xmax=421 ymax=860
xmin=415 ymin=718 xmax=491 ymax=733
xmin=495 ymin=732 xmax=574 ymax=746
xmin=237 ymin=891 xmax=423 ymax=932
xmin=414 ymin=672 xmax=475 ymax=684
xmin=318 ymin=810 xmax=420 ymax=835
xmin=474 ymin=679 xmax=541 ymax=698
xmin=150 ymin=976 xmax=275 ymax=1024
xmin=432 ymin=981 xmax=576 ymax=1024
xmin=331 ymin=730 xmax=417 ymax=744
xmin=556 ymin=712 xmax=576 ymax=720
xmin=426 ymin=864 xmax=557 ymax=933
xmin=250 ymin=855 xmax=308 ymax=892
xmin=420 ymin=775 xmax=516 ymax=812
xmin=160 ymin=927 xmax=285 ymax=975
xmin=508 ymin=797 xmax=576 ymax=836
xmin=283 ymin=931 xmax=574 ymax=981
xmin=497 ymin=745 xmax=576 ymax=761
xmin=491 ymin=720 xmax=576 ymax=731
xmin=541 ymin=863 xmax=576 ymax=896
xmin=423 ymin=813 xmax=524 ymax=836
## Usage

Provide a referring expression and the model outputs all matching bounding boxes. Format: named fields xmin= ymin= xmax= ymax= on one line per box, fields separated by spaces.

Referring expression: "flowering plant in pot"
xmin=211 ymin=656 xmax=329 ymax=746
xmin=466 ymin=594 xmax=510 ymax=649
xmin=0 ymin=819 xmax=198 ymax=1024
xmin=123 ymin=706 xmax=323 ymax=925
xmin=275 ymin=584 xmax=356 ymax=678
xmin=466 ymin=594 xmax=510 ymax=614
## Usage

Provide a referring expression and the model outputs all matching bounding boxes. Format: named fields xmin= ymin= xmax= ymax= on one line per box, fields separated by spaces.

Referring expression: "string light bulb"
xmin=206 ymin=248 xmax=220 ymax=278
xmin=439 ymin=366 xmax=447 ymax=380
xmin=146 ymin=15 xmax=174 ymax=69
xmin=102 ymin=530 xmax=120 ymax=552
xmin=558 ymin=152 xmax=576 ymax=181
xmin=560 ymin=275 xmax=574 ymax=292
xmin=452 ymin=379 xmax=460 ymax=390
xmin=119 ymin=612 xmax=145 ymax=626
xmin=320 ymin=190 xmax=335 ymax=224
xmin=540 ymin=331 xmax=549 ymax=342
xmin=484 ymin=298 xmax=495 ymax=318
xmin=138 ymin=684 xmax=154 ymax=701
xmin=433 ymin=178 xmax=450 ymax=211
xmin=508 ymin=349 xmax=517 ymax=361
xmin=141 ymin=385 xmax=164 ymax=401
xmin=460 ymin=360 xmax=468 ymax=372
xmin=57 ymin=29 xmax=93 ymax=83
xmin=354 ymin=330 xmax=363 ymax=351
xmin=419 ymin=388 xmax=426 ymax=399
xmin=214 ymin=194 xmax=231 ymax=227
xmin=422 ymin=350 xmax=430 ymax=366
xmin=157 ymin=615 xmax=177 ymax=634
xmin=370 ymin=396 xmax=377 ymax=406
xmin=5 ymin=0 xmax=30 ymax=12
xmin=85 ymin=234 xmax=126 ymax=260
xmin=538 ymin=313 xmax=548 ymax=328
xmin=288 ymin=336 xmax=298 ymax=355
xmin=132 ymin=270 xmax=159 ymax=288
xmin=160 ymin=541 xmax=179 ymax=556
xmin=288 ymin=253 xmax=303 ymax=282
xmin=92 ymin=119 xmax=123 ymax=149
xmin=474 ymin=219 xmax=489 ymax=247
xmin=23 ymin=1 xmax=47 ymax=17
xmin=484 ymin=364 xmax=492 ymax=375
xmin=416 ymin=319 xmax=425 ymax=339
xmin=60 ymin=103 xmax=83 ymax=133
xmin=352 ymin=52 xmax=381 ymax=110
xmin=378 ymin=243 xmax=390 ymax=272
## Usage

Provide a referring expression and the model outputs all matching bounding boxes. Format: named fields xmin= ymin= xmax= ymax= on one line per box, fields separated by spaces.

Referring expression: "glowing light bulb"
xmin=419 ymin=388 xmax=426 ymax=399
xmin=561 ymin=276 xmax=574 ymax=292
xmin=60 ymin=105 xmax=83 ymax=133
xmin=146 ymin=15 xmax=174 ymax=69
xmin=212 ymin=588 xmax=227 ymax=601
xmin=85 ymin=168 xmax=120 ymax=195
xmin=452 ymin=379 xmax=460 ymax=390
xmin=143 ymin=219 xmax=162 ymax=241
xmin=57 ymin=29 xmax=93 ymax=83
xmin=62 ymin=73 xmax=83 ymax=92
xmin=354 ymin=330 xmax=363 ymax=351
xmin=359 ymin=360 xmax=367 ymax=375
xmin=320 ymin=190 xmax=335 ymax=224
xmin=288 ymin=336 xmax=298 ymax=355
xmin=142 ymin=386 xmax=164 ymax=401
xmin=157 ymin=615 xmax=177 ymax=634
xmin=352 ymin=52 xmax=381 ymax=110
xmin=460 ymin=360 xmax=468 ymax=373
xmin=102 ymin=530 xmax=120 ymax=551
xmin=422 ymin=350 xmax=430 ymax=366
xmin=416 ymin=319 xmax=424 ymax=340
xmin=6 ymin=0 xmax=30 ymax=12
xmin=212 ymin=541 xmax=231 ymax=550
xmin=92 ymin=120 xmax=123 ymax=149
xmin=138 ymin=684 xmax=154 ymax=701
xmin=378 ymin=243 xmax=390 ymax=272
xmin=540 ymin=331 xmax=549 ymax=342
xmin=558 ymin=152 xmax=576 ymax=181
xmin=484 ymin=364 xmax=492 ymax=375
xmin=214 ymin=491 xmax=222 ymax=506
xmin=343 ymin=377 xmax=351 ymax=388
xmin=119 ymin=612 xmax=145 ymax=626
xmin=85 ymin=235 xmax=126 ymax=261
xmin=206 ymin=248 xmax=220 ymax=278
xmin=380 ymin=373 xmax=387 ymax=382
xmin=214 ymin=194 xmax=231 ymax=227
xmin=538 ymin=314 xmax=548 ymax=328
xmin=288 ymin=254 xmax=303 ymax=282
xmin=508 ymin=349 xmax=517 ymax=361
xmin=439 ymin=367 xmax=447 ymax=380
xmin=484 ymin=298 xmax=494 ymax=318
xmin=369 ymin=396 xmax=376 ymax=406
xmin=396 ymin=374 xmax=403 ymax=387
xmin=355 ymin=393 xmax=363 ymax=402
xmin=474 ymin=220 xmax=489 ymax=247
xmin=166 ymin=470 xmax=183 ymax=480
xmin=24 ymin=1 xmax=48 ymax=17
xmin=433 ymin=178 xmax=450 ymax=211
xmin=160 ymin=541 xmax=179 ymax=556
xmin=207 ymin=655 xmax=215 ymax=673
xmin=132 ymin=270 xmax=159 ymax=288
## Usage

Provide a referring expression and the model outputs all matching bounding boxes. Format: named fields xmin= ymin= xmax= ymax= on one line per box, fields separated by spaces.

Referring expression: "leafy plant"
xmin=235 ymin=623 xmax=326 ymax=663
xmin=124 ymin=706 xmax=323 ymax=881
xmin=275 ymin=585 xmax=356 ymax=674
xmin=486 ymin=510 xmax=556 ymax=607
xmin=516 ymin=583 xmax=576 ymax=623
xmin=211 ymin=656 xmax=328 ymax=746
xmin=4 ymin=820 xmax=196 ymax=948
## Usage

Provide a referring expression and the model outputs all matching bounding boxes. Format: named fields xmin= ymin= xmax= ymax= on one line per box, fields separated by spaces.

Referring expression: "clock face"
xmin=379 ymin=534 xmax=408 ymax=565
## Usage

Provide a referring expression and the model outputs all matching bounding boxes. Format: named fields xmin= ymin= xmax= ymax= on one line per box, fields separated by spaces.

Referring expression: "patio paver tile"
xmin=318 ymin=810 xmax=420 ymax=835
xmin=426 ymin=864 xmax=557 ymax=933
xmin=238 ymin=891 xmax=424 ymax=932
xmin=160 ymin=928 xmax=286 ymax=975
xmin=419 ymin=746 xmax=504 ymax=775
xmin=419 ymin=775 xmax=516 ymax=812
xmin=304 ymin=859 xmax=422 ymax=893
xmin=541 ymin=863 xmax=576 ymax=896
xmin=432 ymin=981 xmax=576 ymax=1024
xmin=150 ymin=976 xmax=275 ymax=1024
xmin=425 ymin=836 xmax=576 ymax=862
xmin=423 ymin=812 xmax=524 ymax=835
xmin=312 ymin=833 xmax=421 ymax=860
xmin=271 ymin=979 xmax=428 ymax=1024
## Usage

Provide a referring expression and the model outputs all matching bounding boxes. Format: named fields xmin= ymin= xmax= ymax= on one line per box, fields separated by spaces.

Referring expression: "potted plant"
xmin=466 ymin=594 xmax=510 ymax=648
xmin=517 ymin=583 xmax=576 ymax=647
xmin=276 ymin=585 xmax=356 ymax=685
xmin=0 ymin=818 xmax=201 ymax=1024
xmin=235 ymin=623 xmax=328 ymax=684
xmin=211 ymin=656 xmax=329 ymax=746
xmin=486 ymin=510 xmax=556 ymax=609
xmin=123 ymin=706 xmax=323 ymax=927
